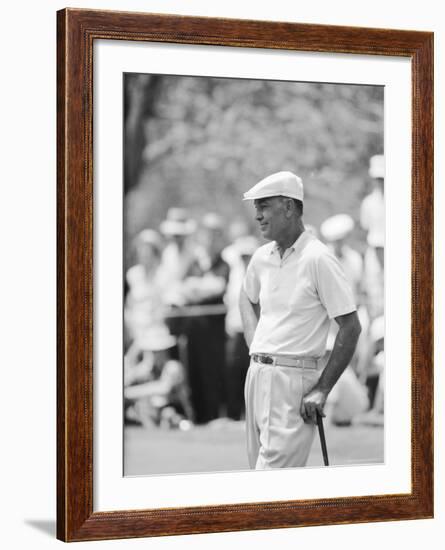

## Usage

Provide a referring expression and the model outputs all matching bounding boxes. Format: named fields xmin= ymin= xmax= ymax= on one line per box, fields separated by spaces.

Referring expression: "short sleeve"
xmin=243 ymin=256 xmax=260 ymax=304
xmin=314 ymin=251 xmax=356 ymax=319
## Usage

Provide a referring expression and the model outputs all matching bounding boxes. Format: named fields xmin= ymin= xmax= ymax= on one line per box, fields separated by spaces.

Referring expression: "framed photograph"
xmin=57 ymin=8 xmax=433 ymax=542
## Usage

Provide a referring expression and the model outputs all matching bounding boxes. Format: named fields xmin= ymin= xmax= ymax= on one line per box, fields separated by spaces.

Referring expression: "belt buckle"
xmin=254 ymin=354 xmax=265 ymax=365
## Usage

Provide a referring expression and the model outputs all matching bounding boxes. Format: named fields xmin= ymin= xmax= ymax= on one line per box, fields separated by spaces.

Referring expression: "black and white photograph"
xmin=123 ymin=73 xmax=385 ymax=476
xmin=2 ymin=0 xmax=440 ymax=547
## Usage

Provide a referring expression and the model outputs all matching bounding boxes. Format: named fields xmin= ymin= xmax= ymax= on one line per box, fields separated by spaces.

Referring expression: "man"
xmin=223 ymin=235 xmax=259 ymax=420
xmin=360 ymin=155 xmax=385 ymax=320
xmin=124 ymin=324 xmax=193 ymax=428
xmin=319 ymin=214 xmax=368 ymax=426
xmin=181 ymin=213 xmax=230 ymax=423
xmin=360 ymin=154 xmax=385 ymax=269
xmin=239 ymin=171 xmax=361 ymax=469
xmin=158 ymin=207 xmax=198 ymax=306
xmin=124 ymin=229 xmax=165 ymax=349
xmin=320 ymin=213 xmax=363 ymax=302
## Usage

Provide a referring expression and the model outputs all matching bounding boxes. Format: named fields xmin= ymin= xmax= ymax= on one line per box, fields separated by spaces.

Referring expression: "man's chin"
xmin=259 ymin=226 xmax=271 ymax=239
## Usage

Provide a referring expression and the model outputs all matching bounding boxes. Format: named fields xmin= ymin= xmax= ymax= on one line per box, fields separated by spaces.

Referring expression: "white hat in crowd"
xmin=320 ymin=214 xmax=355 ymax=242
xmin=137 ymin=325 xmax=177 ymax=352
xmin=243 ymin=171 xmax=304 ymax=202
xmin=369 ymin=154 xmax=385 ymax=179
xmin=160 ymin=207 xmax=196 ymax=236
xmin=137 ymin=228 xmax=163 ymax=252
xmin=201 ymin=212 xmax=224 ymax=230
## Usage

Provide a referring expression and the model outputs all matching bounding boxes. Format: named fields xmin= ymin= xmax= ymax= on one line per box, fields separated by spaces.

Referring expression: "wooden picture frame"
xmin=57 ymin=8 xmax=433 ymax=542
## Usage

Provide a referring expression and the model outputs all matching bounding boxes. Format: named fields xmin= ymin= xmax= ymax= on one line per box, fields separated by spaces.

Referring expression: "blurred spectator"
xmin=222 ymin=218 xmax=250 ymax=266
xmin=320 ymin=214 xmax=363 ymax=301
xmin=358 ymin=316 xmax=384 ymax=404
xmin=360 ymin=154 xmax=385 ymax=320
xmin=223 ymin=235 xmax=259 ymax=420
xmin=158 ymin=207 xmax=200 ymax=351
xmin=324 ymin=365 xmax=369 ymax=426
xmin=182 ymin=213 xmax=230 ymax=423
xmin=159 ymin=207 xmax=198 ymax=306
xmin=360 ymin=154 xmax=385 ymax=254
xmin=362 ymin=243 xmax=384 ymax=320
xmin=355 ymin=315 xmax=385 ymax=426
xmin=223 ymin=234 xmax=259 ymax=337
xmin=318 ymin=214 xmax=370 ymax=427
xmin=320 ymin=214 xmax=367 ymax=371
xmin=124 ymin=229 xmax=165 ymax=348
xmin=124 ymin=325 xmax=193 ymax=429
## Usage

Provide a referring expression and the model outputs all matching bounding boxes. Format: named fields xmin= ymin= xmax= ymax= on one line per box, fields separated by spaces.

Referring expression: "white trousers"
xmin=244 ymin=359 xmax=322 ymax=469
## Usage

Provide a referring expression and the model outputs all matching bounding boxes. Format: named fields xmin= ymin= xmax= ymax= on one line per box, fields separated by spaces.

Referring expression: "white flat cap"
xmin=160 ymin=207 xmax=196 ymax=236
xmin=201 ymin=212 xmax=224 ymax=230
xmin=137 ymin=228 xmax=163 ymax=250
xmin=243 ymin=171 xmax=304 ymax=201
xmin=136 ymin=324 xmax=177 ymax=351
xmin=369 ymin=154 xmax=385 ymax=179
xmin=320 ymin=214 xmax=354 ymax=242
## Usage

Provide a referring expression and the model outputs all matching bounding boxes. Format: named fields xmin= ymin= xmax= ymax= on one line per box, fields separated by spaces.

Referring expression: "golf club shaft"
xmin=317 ymin=411 xmax=329 ymax=466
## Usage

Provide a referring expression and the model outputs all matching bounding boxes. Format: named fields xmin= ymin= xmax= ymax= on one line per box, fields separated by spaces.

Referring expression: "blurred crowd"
xmin=124 ymin=155 xmax=385 ymax=430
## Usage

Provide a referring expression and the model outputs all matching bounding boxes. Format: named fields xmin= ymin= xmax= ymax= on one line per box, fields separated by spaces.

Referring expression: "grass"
xmin=124 ymin=419 xmax=384 ymax=476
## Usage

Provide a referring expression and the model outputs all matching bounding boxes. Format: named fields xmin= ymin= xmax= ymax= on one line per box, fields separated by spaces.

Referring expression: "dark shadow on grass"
xmin=25 ymin=520 xmax=56 ymax=538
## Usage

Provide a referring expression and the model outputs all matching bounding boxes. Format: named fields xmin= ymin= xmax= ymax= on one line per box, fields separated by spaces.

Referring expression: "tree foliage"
xmin=124 ymin=74 xmax=383 ymax=260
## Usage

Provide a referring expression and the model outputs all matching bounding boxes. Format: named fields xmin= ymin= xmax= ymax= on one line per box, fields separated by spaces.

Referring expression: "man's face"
xmin=253 ymin=197 xmax=288 ymax=241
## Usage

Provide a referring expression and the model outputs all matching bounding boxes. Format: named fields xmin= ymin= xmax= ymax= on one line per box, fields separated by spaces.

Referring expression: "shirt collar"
xmin=270 ymin=229 xmax=312 ymax=257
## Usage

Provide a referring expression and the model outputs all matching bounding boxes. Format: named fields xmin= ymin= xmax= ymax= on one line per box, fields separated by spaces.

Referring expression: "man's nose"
xmin=255 ymin=210 xmax=263 ymax=221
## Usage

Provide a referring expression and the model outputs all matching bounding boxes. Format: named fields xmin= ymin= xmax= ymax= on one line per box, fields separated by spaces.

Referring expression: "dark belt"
xmin=251 ymin=353 xmax=318 ymax=369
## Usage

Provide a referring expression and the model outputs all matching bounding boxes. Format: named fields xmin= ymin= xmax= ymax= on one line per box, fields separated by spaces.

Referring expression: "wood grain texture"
xmin=56 ymin=8 xmax=434 ymax=542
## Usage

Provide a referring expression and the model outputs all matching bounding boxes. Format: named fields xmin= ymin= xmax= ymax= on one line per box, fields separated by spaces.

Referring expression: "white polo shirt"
xmin=243 ymin=230 xmax=356 ymax=358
